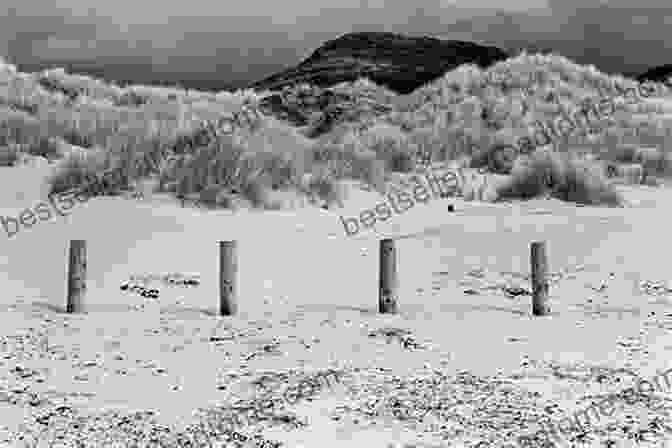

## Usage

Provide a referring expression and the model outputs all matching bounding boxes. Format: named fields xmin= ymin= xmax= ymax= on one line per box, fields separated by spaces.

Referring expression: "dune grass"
xmin=2 ymin=51 xmax=671 ymax=210
xmin=46 ymin=146 xmax=117 ymax=196
xmin=497 ymin=150 xmax=624 ymax=206
xmin=0 ymin=143 xmax=21 ymax=167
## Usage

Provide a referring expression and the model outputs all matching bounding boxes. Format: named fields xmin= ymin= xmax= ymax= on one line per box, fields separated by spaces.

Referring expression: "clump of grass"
xmin=498 ymin=150 xmax=623 ymax=206
xmin=346 ymin=149 xmax=386 ymax=193
xmin=389 ymin=149 xmax=416 ymax=172
xmin=37 ymin=74 xmax=80 ymax=102
xmin=252 ymin=151 xmax=301 ymax=191
xmin=62 ymin=128 xmax=94 ymax=148
xmin=26 ymin=137 xmax=60 ymax=160
xmin=117 ymin=89 xmax=149 ymax=107
xmin=607 ymin=163 xmax=644 ymax=185
xmin=175 ymin=168 xmax=195 ymax=204
xmin=0 ymin=144 xmax=20 ymax=167
xmin=241 ymin=176 xmax=271 ymax=209
xmin=215 ymin=191 xmax=236 ymax=209
xmin=199 ymin=183 xmax=227 ymax=209
xmin=308 ymin=143 xmax=356 ymax=178
xmin=46 ymin=147 xmax=115 ymax=196
xmin=158 ymin=156 xmax=184 ymax=192
xmin=598 ymin=143 xmax=672 ymax=180
xmin=302 ymin=167 xmax=346 ymax=208
xmin=554 ymin=160 xmax=623 ymax=206
xmin=603 ymin=144 xmax=641 ymax=164
xmin=360 ymin=123 xmax=417 ymax=173
xmin=366 ymin=156 xmax=387 ymax=193
xmin=161 ymin=129 xmax=306 ymax=209
xmin=304 ymin=136 xmax=392 ymax=194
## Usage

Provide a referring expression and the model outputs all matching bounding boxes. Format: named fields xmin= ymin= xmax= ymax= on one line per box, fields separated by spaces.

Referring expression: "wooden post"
xmin=219 ymin=241 xmax=238 ymax=316
xmin=66 ymin=240 xmax=86 ymax=313
xmin=531 ymin=241 xmax=550 ymax=316
xmin=379 ymin=238 xmax=398 ymax=314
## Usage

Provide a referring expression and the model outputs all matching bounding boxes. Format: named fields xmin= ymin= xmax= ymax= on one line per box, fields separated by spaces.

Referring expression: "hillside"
xmin=0 ymin=41 xmax=671 ymax=213
xmin=637 ymin=64 xmax=672 ymax=85
xmin=248 ymin=32 xmax=510 ymax=94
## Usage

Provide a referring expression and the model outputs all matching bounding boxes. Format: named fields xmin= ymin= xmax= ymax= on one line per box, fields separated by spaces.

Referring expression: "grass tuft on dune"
xmin=497 ymin=150 xmax=624 ymax=206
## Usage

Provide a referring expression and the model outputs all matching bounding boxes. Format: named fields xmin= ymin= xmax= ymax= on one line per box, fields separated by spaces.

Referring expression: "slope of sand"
xmin=1 ymin=164 xmax=671 ymax=447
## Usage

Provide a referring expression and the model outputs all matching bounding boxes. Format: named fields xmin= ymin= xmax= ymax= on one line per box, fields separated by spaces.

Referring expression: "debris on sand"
xmin=119 ymin=281 xmax=160 ymax=299
xmin=127 ymin=272 xmax=201 ymax=288
xmin=367 ymin=327 xmax=428 ymax=351
xmin=452 ymin=265 xmax=588 ymax=298
xmin=639 ymin=279 xmax=672 ymax=297
xmin=332 ymin=363 xmax=672 ymax=448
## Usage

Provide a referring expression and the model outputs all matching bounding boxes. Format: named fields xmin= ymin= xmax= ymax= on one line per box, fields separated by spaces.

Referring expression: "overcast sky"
xmin=1 ymin=0 xmax=671 ymax=90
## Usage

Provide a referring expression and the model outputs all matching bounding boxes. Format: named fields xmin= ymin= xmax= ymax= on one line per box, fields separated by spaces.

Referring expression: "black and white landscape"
xmin=1 ymin=1 xmax=672 ymax=447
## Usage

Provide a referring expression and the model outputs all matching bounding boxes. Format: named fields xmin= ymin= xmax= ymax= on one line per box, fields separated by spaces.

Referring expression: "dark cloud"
xmin=0 ymin=0 xmax=670 ymax=90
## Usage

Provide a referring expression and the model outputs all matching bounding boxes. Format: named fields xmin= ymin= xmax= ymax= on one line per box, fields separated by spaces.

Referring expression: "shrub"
xmin=634 ymin=147 xmax=670 ymax=177
xmin=3 ymin=97 xmax=39 ymax=115
xmin=361 ymin=123 xmax=415 ymax=172
xmin=0 ymin=144 xmax=20 ymax=167
xmin=309 ymin=143 xmax=355 ymax=178
xmin=0 ymin=109 xmax=42 ymax=145
xmin=210 ymin=143 xmax=247 ymax=187
xmin=389 ymin=149 xmax=416 ymax=173
xmin=47 ymin=148 xmax=112 ymax=196
xmin=161 ymin=180 xmax=179 ymax=193
xmin=609 ymin=163 xmax=644 ymax=185
xmin=158 ymin=128 xmax=306 ymax=207
xmin=37 ymin=74 xmax=81 ymax=101
xmin=253 ymin=151 xmax=300 ymax=191
xmin=554 ymin=160 xmax=622 ymax=206
xmin=604 ymin=144 xmax=640 ymax=164
xmin=175 ymin=164 xmax=197 ymax=199
xmin=241 ymin=176 xmax=271 ymax=209
xmin=407 ymin=127 xmax=442 ymax=166
xmin=498 ymin=150 xmax=623 ymax=206
xmin=305 ymin=168 xmax=345 ymax=207
xmin=215 ymin=191 xmax=236 ymax=209
xmin=601 ymin=144 xmax=671 ymax=178
xmin=346 ymin=149 xmax=386 ymax=193
xmin=198 ymin=183 xmax=225 ymax=208
xmin=27 ymin=137 xmax=60 ymax=159
xmin=62 ymin=128 xmax=94 ymax=148
xmin=364 ymin=157 xmax=386 ymax=193
xmin=486 ymin=143 xmax=518 ymax=174
xmin=117 ymin=90 xmax=149 ymax=107
xmin=642 ymin=175 xmax=662 ymax=187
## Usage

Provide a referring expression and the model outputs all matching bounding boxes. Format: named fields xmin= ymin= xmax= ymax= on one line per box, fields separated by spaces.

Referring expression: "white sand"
xmin=0 ymin=164 xmax=671 ymax=447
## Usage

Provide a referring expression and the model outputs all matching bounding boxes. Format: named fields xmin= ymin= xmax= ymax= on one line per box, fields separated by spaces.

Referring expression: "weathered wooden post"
xmin=66 ymin=239 xmax=86 ymax=313
xmin=379 ymin=238 xmax=398 ymax=314
xmin=219 ymin=241 xmax=238 ymax=316
xmin=531 ymin=241 xmax=550 ymax=316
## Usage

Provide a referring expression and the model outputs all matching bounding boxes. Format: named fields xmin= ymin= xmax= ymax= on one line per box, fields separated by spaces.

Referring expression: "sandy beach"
xmin=1 ymin=161 xmax=671 ymax=447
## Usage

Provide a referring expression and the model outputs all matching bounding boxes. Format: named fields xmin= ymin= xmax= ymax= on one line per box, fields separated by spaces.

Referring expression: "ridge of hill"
xmin=248 ymin=31 xmax=510 ymax=94
xmin=637 ymin=64 xmax=672 ymax=85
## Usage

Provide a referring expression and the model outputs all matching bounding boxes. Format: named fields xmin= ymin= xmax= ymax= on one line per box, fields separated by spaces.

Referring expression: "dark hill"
xmin=248 ymin=31 xmax=509 ymax=95
xmin=636 ymin=64 xmax=672 ymax=85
